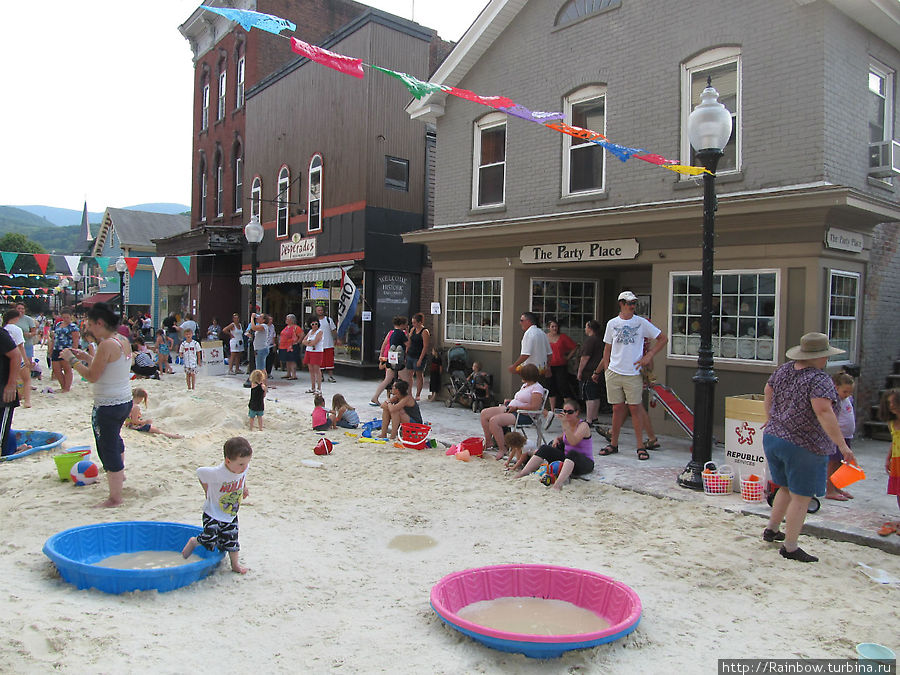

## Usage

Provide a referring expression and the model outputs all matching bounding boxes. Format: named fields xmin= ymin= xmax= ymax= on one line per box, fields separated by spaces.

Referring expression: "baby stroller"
xmin=444 ymin=345 xmax=496 ymax=412
xmin=444 ymin=345 xmax=471 ymax=409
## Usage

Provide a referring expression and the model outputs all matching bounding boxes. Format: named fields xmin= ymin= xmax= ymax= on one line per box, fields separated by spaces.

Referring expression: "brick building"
xmin=156 ymin=0 xmax=374 ymax=329
xmin=241 ymin=7 xmax=451 ymax=376
xmin=405 ymin=0 xmax=900 ymax=435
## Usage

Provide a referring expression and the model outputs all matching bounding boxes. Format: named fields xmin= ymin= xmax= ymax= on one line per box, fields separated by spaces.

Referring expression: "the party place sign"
xmin=521 ymin=239 xmax=638 ymax=264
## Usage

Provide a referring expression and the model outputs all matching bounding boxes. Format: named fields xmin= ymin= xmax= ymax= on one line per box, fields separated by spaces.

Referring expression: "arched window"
xmin=217 ymin=58 xmax=227 ymax=121
xmin=233 ymin=140 xmax=243 ymax=214
xmin=236 ymin=54 xmax=245 ymax=109
xmin=276 ymin=166 xmax=290 ymax=237
xmin=201 ymin=78 xmax=210 ymax=131
xmin=250 ymin=176 xmax=262 ymax=219
xmin=214 ymin=147 xmax=224 ymax=218
xmin=562 ymin=85 xmax=606 ymax=195
xmin=198 ymin=156 xmax=208 ymax=222
xmin=555 ymin=0 xmax=621 ymax=27
xmin=308 ymin=154 xmax=323 ymax=233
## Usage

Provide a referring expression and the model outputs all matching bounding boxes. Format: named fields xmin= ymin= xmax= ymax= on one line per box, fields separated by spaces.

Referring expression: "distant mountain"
xmin=0 ymin=206 xmax=100 ymax=253
xmin=9 ymin=203 xmax=190 ymax=228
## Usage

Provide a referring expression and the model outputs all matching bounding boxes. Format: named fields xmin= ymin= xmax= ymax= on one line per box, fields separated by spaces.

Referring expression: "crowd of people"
xmin=1 ymin=293 xmax=896 ymax=563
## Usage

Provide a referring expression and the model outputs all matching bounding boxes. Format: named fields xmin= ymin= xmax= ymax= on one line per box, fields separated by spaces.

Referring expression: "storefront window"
xmin=669 ymin=270 xmax=777 ymax=363
xmin=445 ymin=278 xmax=502 ymax=344
xmin=827 ymin=270 xmax=859 ymax=363
xmin=530 ymin=279 xmax=597 ymax=332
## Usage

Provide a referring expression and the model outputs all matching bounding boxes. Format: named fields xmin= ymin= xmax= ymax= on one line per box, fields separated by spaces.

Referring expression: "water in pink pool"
xmin=457 ymin=597 xmax=610 ymax=635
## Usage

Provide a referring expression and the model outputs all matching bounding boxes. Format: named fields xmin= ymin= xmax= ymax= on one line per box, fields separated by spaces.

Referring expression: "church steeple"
xmin=80 ymin=201 xmax=91 ymax=242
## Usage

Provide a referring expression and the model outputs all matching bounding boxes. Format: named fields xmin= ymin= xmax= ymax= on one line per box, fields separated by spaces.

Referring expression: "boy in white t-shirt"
xmin=178 ymin=328 xmax=203 ymax=390
xmin=182 ymin=437 xmax=252 ymax=574
xmin=596 ymin=291 xmax=667 ymax=461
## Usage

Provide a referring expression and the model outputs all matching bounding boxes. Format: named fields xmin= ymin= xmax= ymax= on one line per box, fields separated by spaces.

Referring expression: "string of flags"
xmin=0 ymin=252 xmax=197 ymax=282
xmin=200 ymin=5 xmax=711 ymax=177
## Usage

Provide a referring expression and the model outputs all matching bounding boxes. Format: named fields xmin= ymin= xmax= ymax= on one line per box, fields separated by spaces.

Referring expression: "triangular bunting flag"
xmin=150 ymin=257 xmax=165 ymax=278
xmin=177 ymin=256 xmax=191 ymax=276
xmin=64 ymin=255 xmax=82 ymax=276
xmin=1 ymin=252 xmax=18 ymax=273
xmin=94 ymin=256 xmax=110 ymax=272
xmin=125 ymin=257 xmax=139 ymax=278
xmin=33 ymin=254 xmax=50 ymax=274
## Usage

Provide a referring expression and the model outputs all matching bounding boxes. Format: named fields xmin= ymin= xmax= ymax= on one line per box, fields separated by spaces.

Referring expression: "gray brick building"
xmin=405 ymin=0 xmax=900 ymax=436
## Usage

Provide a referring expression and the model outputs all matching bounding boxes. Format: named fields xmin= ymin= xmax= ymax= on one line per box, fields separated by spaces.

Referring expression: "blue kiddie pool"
xmin=431 ymin=564 xmax=642 ymax=659
xmin=43 ymin=521 xmax=224 ymax=594
xmin=1 ymin=430 xmax=66 ymax=461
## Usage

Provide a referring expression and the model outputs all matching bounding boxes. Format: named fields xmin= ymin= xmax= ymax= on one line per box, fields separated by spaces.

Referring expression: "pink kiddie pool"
xmin=430 ymin=564 xmax=642 ymax=659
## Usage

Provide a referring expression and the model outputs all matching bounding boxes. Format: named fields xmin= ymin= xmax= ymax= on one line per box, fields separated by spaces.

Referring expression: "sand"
xmin=1 ymin=363 xmax=898 ymax=674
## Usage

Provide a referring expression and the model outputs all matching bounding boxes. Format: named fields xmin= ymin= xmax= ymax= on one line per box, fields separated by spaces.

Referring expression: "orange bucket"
xmin=830 ymin=462 xmax=865 ymax=489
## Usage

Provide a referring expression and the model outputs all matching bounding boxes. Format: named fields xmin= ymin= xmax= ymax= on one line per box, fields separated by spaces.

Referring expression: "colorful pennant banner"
xmin=204 ymin=5 xmax=714 ymax=176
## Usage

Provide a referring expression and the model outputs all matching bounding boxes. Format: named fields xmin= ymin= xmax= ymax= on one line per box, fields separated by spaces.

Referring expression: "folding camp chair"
xmin=513 ymin=388 xmax=550 ymax=448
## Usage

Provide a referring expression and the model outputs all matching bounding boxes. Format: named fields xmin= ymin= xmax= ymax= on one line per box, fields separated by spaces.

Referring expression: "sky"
xmin=0 ymin=0 xmax=486 ymax=212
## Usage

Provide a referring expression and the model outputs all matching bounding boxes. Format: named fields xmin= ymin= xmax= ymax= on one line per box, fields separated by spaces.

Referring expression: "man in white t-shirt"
xmin=508 ymin=312 xmax=553 ymax=375
xmin=596 ymin=291 xmax=667 ymax=460
xmin=314 ymin=305 xmax=338 ymax=383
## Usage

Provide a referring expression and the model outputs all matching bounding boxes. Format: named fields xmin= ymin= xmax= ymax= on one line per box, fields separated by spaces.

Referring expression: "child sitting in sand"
xmin=248 ymin=370 xmax=266 ymax=432
xmin=126 ymin=389 xmax=183 ymax=438
xmin=182 ymin=436 xmax=252 ymax=574
xmin=378 ymin=380 xmax=422 ymax=440
xmin=503 ymin=431 xmax=527 ymax=471
xmin=312 ymin=394 xmax=330 ymax=431
xmin=178 ymin=328 xmax=202 ymax=390
xmin=328 ymin=393 xmax=359 ymax=429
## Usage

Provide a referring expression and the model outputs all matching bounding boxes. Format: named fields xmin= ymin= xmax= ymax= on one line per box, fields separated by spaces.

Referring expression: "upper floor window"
xmin=215 ymin=151 xmax=224 ymax=218
xmin=199 ymin=159 xmax=208 ymax=222
xmin=555 ymin=0 xmax=621 ymax=27
xmin=308 ymin=154 xmax=323 ymax=233
xmin=234 ymin=155 xmax=243 ymax=214
xmin=276 ymin=166 xmax=290 ymax=238
xmin=681 ymin=47 xmax=741 ymax=174
xmin=563 ymin=85 xmax=606 ymax=195
xmin=201 ymin=81 xmax=210 ymax=131
xmin=472 ymin=113 xmax=506 ymax=208
xmin=218 ymin=70 xmax=227 ymax=121
xmin=236 ymin=56 xmax=246 ymax=109
xmin=250 ymin=176 xmax=261 ymax=219
xmin=385 ymin=156 xmax=409 ymax=191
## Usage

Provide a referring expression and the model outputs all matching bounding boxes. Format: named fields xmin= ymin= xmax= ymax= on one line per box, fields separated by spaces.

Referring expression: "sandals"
xmin=636 ymin=448 xmax=650 ymax=461
xmin=877 ymin=522 xmax=898 ymax=537
xmin=644 ymin=438 xmax=661 ymax=451
xmin=598 ymin=444 xmax=618 ymax=456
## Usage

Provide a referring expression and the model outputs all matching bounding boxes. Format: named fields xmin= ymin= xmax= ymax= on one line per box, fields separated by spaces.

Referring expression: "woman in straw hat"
xmin=762 ymin=333 xmax=856 ymax=562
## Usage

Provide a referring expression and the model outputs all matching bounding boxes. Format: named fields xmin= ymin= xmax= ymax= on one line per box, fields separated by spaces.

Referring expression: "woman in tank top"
xmin=513 ymin=397 xmax=594 ymax=490
xmin=60 ymin=302 xmax=133 ymax=508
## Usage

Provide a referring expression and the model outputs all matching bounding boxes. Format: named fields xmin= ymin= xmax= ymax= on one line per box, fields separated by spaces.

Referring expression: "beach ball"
xmin=70 ymin=459 xmax=100 ymax=486
xmin=540 ymin=461 xmax=563 ymax=486
xmin=314 ymin=438 xmax=333 ymax=456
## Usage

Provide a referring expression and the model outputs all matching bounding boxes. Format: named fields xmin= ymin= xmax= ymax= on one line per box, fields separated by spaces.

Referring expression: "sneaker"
xmin=327 ymin=375 xmax=337 ymax=383
xmin=762 ymin=528 xmax=785 ymax=542
xmin=779 ymin=545 xmax=818 ymax=563
xmin=151 ymin=372 xmax=160 ymax=380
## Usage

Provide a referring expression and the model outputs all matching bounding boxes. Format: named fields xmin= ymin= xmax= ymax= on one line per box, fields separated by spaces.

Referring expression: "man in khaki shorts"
xmin=594 ymin=291 xmax=667 ymax=460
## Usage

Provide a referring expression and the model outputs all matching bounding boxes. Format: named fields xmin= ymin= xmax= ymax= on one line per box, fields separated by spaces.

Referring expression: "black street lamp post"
xmin=72 ymin=271 xmax=82 ymax=310
xmin=115 ymin=256 xmax=127 ymax=324
xmin=243 ymin=215 xmax=264 ymax=387
xmin=677 ymin=79 xmax=733 ymax=491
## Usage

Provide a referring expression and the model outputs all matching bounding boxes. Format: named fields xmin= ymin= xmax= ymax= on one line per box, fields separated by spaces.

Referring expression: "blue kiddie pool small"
xmin=431 ymin=564 xmax=642 ymax=659
xmin=1 ymin=430 xmax=66 ymax=461
xmin=43 ymin=521 xmax=224 ymax=594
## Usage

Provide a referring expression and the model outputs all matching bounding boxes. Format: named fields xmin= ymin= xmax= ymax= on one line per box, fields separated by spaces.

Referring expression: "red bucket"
xmin=459 ymin=437 xmax=484 ymax=457
xmin=400 ymin=423 xmax=431 ymax=450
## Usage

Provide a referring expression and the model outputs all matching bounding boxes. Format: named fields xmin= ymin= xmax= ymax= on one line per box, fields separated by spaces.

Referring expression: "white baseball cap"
xmin=618 ymin=290 xmax=637 ymax=302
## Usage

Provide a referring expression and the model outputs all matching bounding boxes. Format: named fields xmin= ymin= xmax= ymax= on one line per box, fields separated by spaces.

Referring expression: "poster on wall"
xmin=373 ymin=273 xmax=411 ymax=359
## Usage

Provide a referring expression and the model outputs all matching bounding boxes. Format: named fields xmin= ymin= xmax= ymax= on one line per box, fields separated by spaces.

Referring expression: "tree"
xmin=0 ymin=232 xmax=56 ymax=279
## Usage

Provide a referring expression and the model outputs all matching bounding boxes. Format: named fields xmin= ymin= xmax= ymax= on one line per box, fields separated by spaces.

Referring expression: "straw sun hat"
xmin=785 ymin=332 xmax=845 ymax=360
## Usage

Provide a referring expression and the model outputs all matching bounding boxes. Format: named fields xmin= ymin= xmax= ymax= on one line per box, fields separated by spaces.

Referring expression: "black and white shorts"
xmin=196 ymin=513 xmax=240 ymax=552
